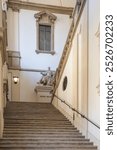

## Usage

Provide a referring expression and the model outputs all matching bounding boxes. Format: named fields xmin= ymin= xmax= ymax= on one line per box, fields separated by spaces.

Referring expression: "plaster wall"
xmin=20 ymin=0 xmax=76 ymax=7
xmin=53 ymin=0 xmax=88 ymax=136
xmin=7 ymin=8 xmax=71 ymax=102
xmin=88 ymin=0 xmax=100 ymax=146
xmin=53 ymin=0 xmax=100 ymax=148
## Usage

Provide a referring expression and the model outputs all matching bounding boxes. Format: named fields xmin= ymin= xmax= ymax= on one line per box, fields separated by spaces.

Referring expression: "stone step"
xmin=0 ymin=144 xmax=97 ymax=148
xmin=4 ymin=122 xmax=71 ymax=125
xmin=3 ymin=133 xmax=82 ymax=136
xmin=4 ymin=120 xmax=73 ymax=123
xmin=0 ymin=148 xmax=97 ymax=150
xmin=1 ymin=137 xmax=89 ymax=141
xmin=5 ymin=120 xmax=71 ymax=124
xmin=0 ymin=140 xmax=93 ymax=145
xmin=4 ymin=118 xmax=69 ymax=122
xmin=3 ymin=134 xmax=85 ymax=138
xmin=4 ymin=126 xmax=77 ymax=132
xmin=0 ymin=102 xmax=98 ymax=150
xmin=5 ymin=123 xmax=72 ymax=126
xmin=4 ymin=126 xmax=78 ymax=131
xmin=4 ymin=129 xmax=82 ymax=135
xmin=4 ymin=128 xmax=79 ymax=131
xmin=4 ymin=117 xmax=68 ymax=120
xmin=4 ymin=125 xmax=74 ymax=128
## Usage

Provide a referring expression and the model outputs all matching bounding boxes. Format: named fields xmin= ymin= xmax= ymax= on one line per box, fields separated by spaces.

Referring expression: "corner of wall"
xmin=0 ymin=109 xmax=4 ymax=138
xmin=88 ymin=131 xmax=100 ymax=150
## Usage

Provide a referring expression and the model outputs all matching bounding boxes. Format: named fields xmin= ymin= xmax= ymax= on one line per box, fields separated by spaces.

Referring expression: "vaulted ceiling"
xmin=8 ymin=0 xmax=75 ymax=15
xmin=19 ymin=0 xmax=76 ymax=7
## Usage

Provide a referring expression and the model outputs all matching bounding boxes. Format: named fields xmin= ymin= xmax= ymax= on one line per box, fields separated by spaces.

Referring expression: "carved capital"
xmin=11 ymin=6 xmax=20 ymax=12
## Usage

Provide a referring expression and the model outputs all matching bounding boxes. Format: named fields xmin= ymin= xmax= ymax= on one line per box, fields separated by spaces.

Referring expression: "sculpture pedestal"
xmin=35 ymin=85 xmax=52 ymax=103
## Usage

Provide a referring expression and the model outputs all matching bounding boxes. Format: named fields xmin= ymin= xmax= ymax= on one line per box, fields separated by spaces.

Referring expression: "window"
xmin=63 ymin=76 xmax=68 ymax=91
xmin=34 ymin=11 xmax=57 ymax=55
xmin=39 ymin=25 xmax=51 ymax=51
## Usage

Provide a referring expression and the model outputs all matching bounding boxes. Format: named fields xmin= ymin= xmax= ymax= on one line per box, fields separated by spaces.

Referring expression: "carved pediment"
xmin=34 ymin=11 xmax=57 ymax=23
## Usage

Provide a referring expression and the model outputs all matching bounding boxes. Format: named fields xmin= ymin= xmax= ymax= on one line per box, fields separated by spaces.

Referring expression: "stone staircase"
xmin=0 ymin=102 xmax=97 ymax=150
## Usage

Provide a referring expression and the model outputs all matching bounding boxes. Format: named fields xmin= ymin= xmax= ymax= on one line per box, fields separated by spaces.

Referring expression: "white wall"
xmin=53 ymin=0 xmax=88 ymax=134
xmin=7 ymin=8 xmax=72 ymax=102
xmin=88 ymin=0 xmax=100 ymax=146
xmin=19 ymin=10 xmax=71 ymax=70
xmin=20 ymin=71 xmax=42 ymax=102
xmin=53 ymin=0 xmax=100 ymax=148
xmin=19 ymin=10 xmax=71 ymax=102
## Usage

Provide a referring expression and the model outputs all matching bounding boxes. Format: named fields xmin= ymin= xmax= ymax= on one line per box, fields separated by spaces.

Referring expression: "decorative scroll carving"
xmin=34 ymin=10 xmax=57 ymax=23
xmin=11 ymin=6 xmax=20 ymax=12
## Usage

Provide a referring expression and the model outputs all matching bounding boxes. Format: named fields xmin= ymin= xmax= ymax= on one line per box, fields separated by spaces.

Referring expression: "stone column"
xmin=7 ymin=7 xmax=20 ymax=102
xmin=7 ymin=7 xmax=20 ymax=51
xmin=13 ymin=9 xmax=20 ymax=51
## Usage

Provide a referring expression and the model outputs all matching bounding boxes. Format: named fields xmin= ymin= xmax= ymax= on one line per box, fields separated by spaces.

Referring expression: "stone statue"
xmin=38 ymin=67 xmax=55 ymax=86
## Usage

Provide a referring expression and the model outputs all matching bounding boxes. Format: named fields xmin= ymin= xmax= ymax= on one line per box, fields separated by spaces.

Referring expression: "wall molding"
xmin=7 ymin=0 xmax=73 ymax=16
xmin=8 ymin=67 xmax=55 ymax=73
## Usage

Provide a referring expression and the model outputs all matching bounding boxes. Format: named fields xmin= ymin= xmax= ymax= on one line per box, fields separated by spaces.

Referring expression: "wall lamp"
xmin=13 ymin=76 xmax=19 ymax=84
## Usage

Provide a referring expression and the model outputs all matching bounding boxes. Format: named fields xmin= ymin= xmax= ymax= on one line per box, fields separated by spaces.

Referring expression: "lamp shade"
xmin=13 ymin=76 xmax=19 ymax=84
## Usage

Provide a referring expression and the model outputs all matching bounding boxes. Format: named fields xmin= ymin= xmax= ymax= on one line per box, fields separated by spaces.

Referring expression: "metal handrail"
xmin=54 ymin=94 xmax=100 ymax=129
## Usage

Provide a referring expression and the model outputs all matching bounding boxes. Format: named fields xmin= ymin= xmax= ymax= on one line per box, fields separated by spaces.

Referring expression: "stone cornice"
xmin=7 ymin=0 xmax=73 ymax=15
xmin=8 ymin=67 xmax=55 ymax=73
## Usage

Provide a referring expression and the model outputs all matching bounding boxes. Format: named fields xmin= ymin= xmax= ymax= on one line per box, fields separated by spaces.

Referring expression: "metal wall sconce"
xmin=13 ymin=76 xmax=19 ymax=84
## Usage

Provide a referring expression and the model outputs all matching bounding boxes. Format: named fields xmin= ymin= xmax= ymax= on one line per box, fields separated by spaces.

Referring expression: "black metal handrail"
xmin=54 ymin=94 xmax=100 ymax=129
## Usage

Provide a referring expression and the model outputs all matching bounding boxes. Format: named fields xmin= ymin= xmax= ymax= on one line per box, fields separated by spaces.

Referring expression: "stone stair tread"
xmin=0 ymin=144 xmax=97 ymax=148
xmin=0 ymin=141 xmax=93 ymax=144
xmin=3 ymin=135 xmax=85 ymax=138
xmin=1 ymin=137 xmax=89 ymax=141
xmin=0 ymin=102 xmax=97 ymax=150
xmin=0 ymin=148 xmax=97 ymax=150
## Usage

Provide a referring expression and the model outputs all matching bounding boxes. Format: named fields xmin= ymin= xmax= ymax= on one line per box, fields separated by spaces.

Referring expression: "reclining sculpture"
xmin=38 ymin=67 xmax=55 ymax=86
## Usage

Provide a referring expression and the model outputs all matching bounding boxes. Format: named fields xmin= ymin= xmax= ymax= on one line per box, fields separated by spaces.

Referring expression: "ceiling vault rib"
xmin=7 ymin=0 xmax=73 ymax=15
